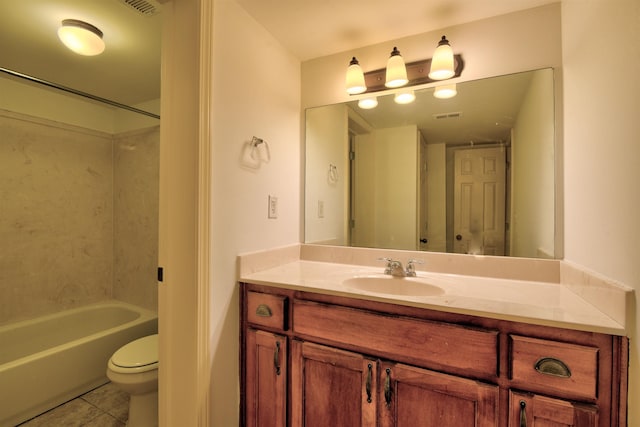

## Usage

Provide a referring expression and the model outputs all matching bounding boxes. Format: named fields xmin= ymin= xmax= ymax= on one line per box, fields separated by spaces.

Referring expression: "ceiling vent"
xmin=118 ymin=0 xmax=160 ymax=16
xmin=433 ymin=111 xmax=462 ymax=120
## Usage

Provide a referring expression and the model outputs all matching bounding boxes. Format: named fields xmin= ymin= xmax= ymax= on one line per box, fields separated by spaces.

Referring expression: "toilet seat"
xmin=109 ymin=334 xmax=158 ymax=374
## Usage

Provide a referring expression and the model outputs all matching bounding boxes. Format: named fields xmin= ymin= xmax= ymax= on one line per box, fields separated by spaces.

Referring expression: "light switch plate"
xmin=268 ymin=195 xmax=278 ymax=219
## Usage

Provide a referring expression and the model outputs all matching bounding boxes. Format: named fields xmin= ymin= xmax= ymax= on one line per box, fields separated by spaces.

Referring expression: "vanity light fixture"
xmin=358 ymin=97 xmax=378 ymax=109
xmin=345 ymin=36 xmax=462 ymax=95
xmin=394 ymin=90 xmax=416 ymax=104
xmin=384 ymin=47 xmax=408 ymax=88
xmin=346 ymin=57 xmax=367 ymax=94
xmin=433 ymin=83 xmax=457 ymax=99
xmin=58 ymin=19 xmax=105 ymax=56
xmin=428 ymin=36 xmax=455 ymax=80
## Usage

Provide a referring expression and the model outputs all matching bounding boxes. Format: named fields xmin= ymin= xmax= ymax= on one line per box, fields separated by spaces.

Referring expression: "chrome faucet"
xmin=378 ymin=258 xmax=424 ymax=277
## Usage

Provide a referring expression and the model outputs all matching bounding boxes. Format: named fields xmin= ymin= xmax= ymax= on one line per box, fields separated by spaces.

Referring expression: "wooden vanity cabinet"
xmin=509 ymin=391 xmax=598 ymax=427
xmin=242 ymin=291 xmax=289 ymax=427
xmin=240 ymin=283 xmax=628 ymax=427
xmin=291 ymin=340 xmax=377 ymax=427
xmin=245 ymin=329 xmax=287 ymax=427
xmin=378 ymin=361 xmax=499 ymax=427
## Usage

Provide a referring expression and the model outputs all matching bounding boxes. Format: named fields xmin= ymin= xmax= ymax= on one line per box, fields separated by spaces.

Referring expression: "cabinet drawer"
xmin=293 ymin=299 xmax=498 ymax=379
xmin=246 ymin=291 xmax=288 ymax=331
xmin=510 ymin=335 xmax=599 ymax=401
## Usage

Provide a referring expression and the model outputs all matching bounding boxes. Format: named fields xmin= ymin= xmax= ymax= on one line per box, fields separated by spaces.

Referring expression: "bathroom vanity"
xmin=239 ymin=248 xmax=630 ymax=427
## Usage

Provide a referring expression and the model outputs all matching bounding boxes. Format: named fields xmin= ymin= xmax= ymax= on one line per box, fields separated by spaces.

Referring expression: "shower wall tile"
xmin=113 ymin=127 xmax=159 ymax=312
xmin=0 ymin=112 xmax=113 ymax=324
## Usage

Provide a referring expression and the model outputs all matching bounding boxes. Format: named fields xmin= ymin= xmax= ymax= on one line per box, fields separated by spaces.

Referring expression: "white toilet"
xmin=107 ymin=334 xmax=159 ymax=427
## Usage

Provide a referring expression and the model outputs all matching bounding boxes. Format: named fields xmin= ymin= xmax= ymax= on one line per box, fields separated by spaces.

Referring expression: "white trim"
xmin=158 ymin=0 xmax=211 ymax=425
xmin=196 ymin=0 xmax=213 ymax=424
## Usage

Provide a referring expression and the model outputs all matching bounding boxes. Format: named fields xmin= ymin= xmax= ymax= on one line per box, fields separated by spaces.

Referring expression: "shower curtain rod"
xmin=0 ymin=67 xmax=160 ymax=120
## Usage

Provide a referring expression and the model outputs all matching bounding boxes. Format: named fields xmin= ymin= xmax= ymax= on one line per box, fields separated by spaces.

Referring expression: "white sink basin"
xmin=342 ymin=275 xmax=445 ymax=297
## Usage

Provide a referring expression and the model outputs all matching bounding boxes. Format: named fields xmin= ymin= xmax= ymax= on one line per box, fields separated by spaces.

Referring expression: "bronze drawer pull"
xmin=534 ymin=357 xmax=571 ymax=378
xmin=519 ymin=400 xmax=527 ymax=427
xmin=384 ymin=368 xmax=393 ymax=408
xmin=274 ymin=341 xmax=281 ymax=375
xmin=256 ymin=304 xmax=272 ymax=317
xmin=366 ymin=363 xmax=373 ymax=403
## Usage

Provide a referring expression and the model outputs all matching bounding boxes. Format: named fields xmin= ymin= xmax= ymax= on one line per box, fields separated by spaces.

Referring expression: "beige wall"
xmin=511 ymin=69 xmax=555 ymax=258
xmin=370 ymin=125 xmax=419 ymax=250
xmin=209 ymin=2 xmax=301 ymax=425
xmin=0 ymin=77 xmax=159 ymax=134
xmin=305 ymin=104 xmax=349 ymax=245
xmin=561 ymin=0 xmax=640 ymax=424
xmin=426 ymin=143 xmax=447 ymax=252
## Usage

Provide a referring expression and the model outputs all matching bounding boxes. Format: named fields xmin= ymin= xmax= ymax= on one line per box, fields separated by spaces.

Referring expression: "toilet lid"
xmin=111 ymin=334 xmax=158 ymax=369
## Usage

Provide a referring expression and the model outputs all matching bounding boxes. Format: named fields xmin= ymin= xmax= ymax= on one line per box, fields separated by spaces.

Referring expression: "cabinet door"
xmin=510 ymin=391 xmax=598 ymax=427
xmin=379 ymin=362 xmax=499 ymax=427
xmin=245 ymin=329 xmax=287 ymax=427
xmin=291 ymin=340 xmax=377 ymax=427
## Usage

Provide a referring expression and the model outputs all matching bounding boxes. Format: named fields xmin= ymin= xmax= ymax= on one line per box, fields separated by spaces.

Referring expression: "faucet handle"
xmin=377 ymin=257 xmax=395 ymax=267
xmin=405 ymin=259 xmax=424 ymax=276
xmin=377 ymin=257 xmax=394 ymax=274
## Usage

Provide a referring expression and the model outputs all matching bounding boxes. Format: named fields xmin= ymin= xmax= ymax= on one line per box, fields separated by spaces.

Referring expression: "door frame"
xmin=158 ymin=0 xmax=212 ymax=425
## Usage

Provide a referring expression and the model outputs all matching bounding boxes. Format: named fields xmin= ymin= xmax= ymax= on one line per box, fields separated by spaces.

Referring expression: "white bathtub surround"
xmin=0 ymin=109 xmax=159 ymax=326
xmin=0 ymin=300 xmax=157 ymax=427
xmin=238 ymin=244 xmax=633 ymax=336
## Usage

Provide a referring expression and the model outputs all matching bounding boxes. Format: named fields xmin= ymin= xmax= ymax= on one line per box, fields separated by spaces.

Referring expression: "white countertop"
xmin=240 ymin=259 xmax=626 ymax=335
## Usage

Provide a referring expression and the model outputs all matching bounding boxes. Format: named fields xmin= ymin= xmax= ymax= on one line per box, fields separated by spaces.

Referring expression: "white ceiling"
xmin=0 ymin=0 xmax=556 ymax=107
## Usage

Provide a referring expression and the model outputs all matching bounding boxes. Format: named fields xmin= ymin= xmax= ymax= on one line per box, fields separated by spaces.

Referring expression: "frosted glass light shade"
xmin=58 ymin=19 xmax=105 ymax=56
xmin=434 ymin=84 xmax=457 ymax=99
xmin=358 ymin=97 xmax=378 ymax=109
xmin=394 ymin=90 xmax=415 ymax=104
xmin=428 ymin=36 xmax=455 ymax=80
xmin=346 ymin=57 xmax=367 ymax=95
xmin=385 ymin=47 xmax=408 ymax=88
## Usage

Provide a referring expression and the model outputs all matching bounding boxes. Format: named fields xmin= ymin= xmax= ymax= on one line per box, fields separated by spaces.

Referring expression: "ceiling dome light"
xmin=428 ymin=36 xmax=455 ymax=80
xmin=385 ymin=47 xmax=408 ymax=88
xmin=394 ymin=90 xmax=415 ymax=104
xmin=346 ymin=57 xmax=367 ymax=95
xmin=434 ymin=83 xmax=457 ymax=99
xmin=358 ymin=97 xmax=378 ymax=109
xmin=58 ymin=19 xmax=105 ymax=56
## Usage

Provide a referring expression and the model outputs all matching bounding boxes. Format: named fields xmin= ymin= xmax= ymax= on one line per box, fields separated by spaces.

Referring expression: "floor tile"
xmin=81 ymin=413 xmax=125 ymax=427
xmin=82 ymin=383 xmax=129 ymax=422
xmin=17 ymin=383 xmax=130 ymax=427
xmin=19 ymin=399 xmax=103 ymax=427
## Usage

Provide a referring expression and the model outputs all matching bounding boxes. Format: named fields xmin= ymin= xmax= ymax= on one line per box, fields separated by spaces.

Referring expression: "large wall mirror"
xmin=305 ymin=68 xmax=556 ymax=259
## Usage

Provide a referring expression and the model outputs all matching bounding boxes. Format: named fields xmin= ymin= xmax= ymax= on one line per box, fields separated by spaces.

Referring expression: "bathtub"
xmin=0 ymin=300 xmax=158 ymax=426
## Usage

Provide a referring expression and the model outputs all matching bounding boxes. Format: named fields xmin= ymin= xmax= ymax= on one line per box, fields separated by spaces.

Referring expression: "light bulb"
xmin=346 ymin=57 xmax=367 ymax=95
xmin=358 ymin=97 xmax=378 ymax=109
xmin=434 ymin=84 xmax=457 ymax=99
xmin=394 ymin=90 xmax=415 ymax=104
xmin=385 ymin=47 xmax=408 ymax=88
xmin=429 ymin=36 xmax=455 ymax=80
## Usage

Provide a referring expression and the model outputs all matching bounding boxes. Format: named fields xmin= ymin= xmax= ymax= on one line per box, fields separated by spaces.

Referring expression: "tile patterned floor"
xmin=17 ymin=383 xmax=129 ymax=427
